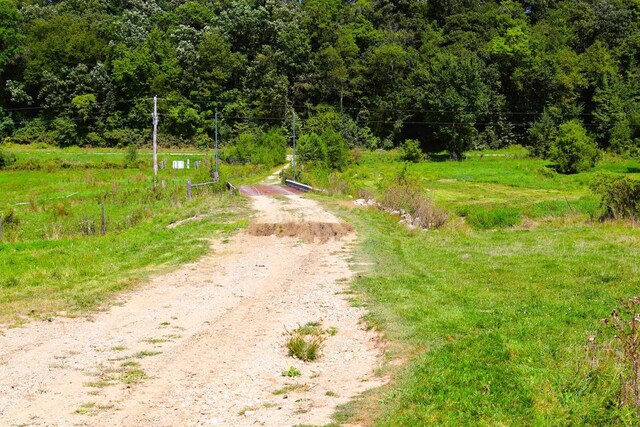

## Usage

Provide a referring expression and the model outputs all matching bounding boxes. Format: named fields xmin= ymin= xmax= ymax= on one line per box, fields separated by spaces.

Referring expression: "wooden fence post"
xmin=101 ymin=203 xmax=106 ymax=236
xmin=187 ymin=180 xmax=192 ymax=200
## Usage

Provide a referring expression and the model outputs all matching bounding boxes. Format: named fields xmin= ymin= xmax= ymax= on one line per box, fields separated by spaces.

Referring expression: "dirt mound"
xmin=248 ymin=221 xmax=354 ymax=243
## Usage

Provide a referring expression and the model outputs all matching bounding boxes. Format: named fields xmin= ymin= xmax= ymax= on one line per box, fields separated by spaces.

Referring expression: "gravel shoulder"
xmin=0 ymin=192 xmax=384 ymax=426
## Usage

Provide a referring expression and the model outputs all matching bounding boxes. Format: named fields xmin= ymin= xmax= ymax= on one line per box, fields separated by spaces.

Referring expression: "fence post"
xmin=187 ymin=179 xmax=192 ymax=200
xmin=101 ymin=203 xmax=106 ymax=236
xmin=161 ymin=180 xmax=166 ymax=189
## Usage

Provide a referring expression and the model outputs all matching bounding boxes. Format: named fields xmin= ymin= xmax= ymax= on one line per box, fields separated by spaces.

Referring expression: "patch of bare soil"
xmin=248 ymin=221 xmax=354 ymax=243
xmin=0 ymin=193 xmax=384 ymax=426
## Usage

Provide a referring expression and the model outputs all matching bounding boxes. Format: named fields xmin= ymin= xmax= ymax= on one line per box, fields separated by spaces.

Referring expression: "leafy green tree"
xmin=324 ymin=130 xmax=350 ymax=171
xmin=297 ymin=132 xmax=326 ymax=165
xmin=51 ymin=117 xmax=79 ymax=147
xmin=550 ymin=120 xmax=599 ymax=174
xmin=0 ymin=0 xmax=22 ymax=77
xmin=403 ymin=139 xmax=423 ymax=163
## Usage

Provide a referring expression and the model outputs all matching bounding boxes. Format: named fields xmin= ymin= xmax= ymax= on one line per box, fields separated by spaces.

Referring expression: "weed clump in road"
xmin=282 ymin=366 xmax=302 ymax=378
xmin=285 ymin=322 xmax=330 ymax=362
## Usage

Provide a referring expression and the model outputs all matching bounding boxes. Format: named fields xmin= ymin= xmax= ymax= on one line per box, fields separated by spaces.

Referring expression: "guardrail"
xmin=284 ymin=179 xmax=312 ymax=193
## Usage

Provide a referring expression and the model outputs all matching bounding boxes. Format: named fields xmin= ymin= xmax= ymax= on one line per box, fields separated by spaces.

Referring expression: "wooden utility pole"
xmin=152 ymin=95 xmax=159 ymax=188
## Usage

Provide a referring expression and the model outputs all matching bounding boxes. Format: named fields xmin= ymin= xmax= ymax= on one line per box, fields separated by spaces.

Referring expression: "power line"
xmin=157 ymin=97 xmax=605 ymax=117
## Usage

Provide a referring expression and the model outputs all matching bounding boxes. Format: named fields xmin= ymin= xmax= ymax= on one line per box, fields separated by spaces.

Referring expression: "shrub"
xmin=549 ymin=120 xmax=599 ymax=174
xmin=51 ymin=117 xmax=78 ymax=147
xmin=591 ymin=175 xmax=640 ymax=221
xmin=325 ymin=130 xmax=350 ymax=171
xmin=402 ymin=139 xmax=423 ymax=163
xmin=528 ymin=110 xmax=558 ymax=158
xmin=0 ymin=150 xmax=16 ymax=169
xmin=597 ymin=297 xmax=640 ymax=415
xmin=104 ymin=128 xmax=143 ymax=148
xmin=298 ymin=133 xmax=326 ymax=165
xmin=2 ymin=208 xmax=20 ymax=226
xmin=85 ymin=132 xmax=105 ymax=147
xmin=378 ymin=167 xmax=447 ymax=230
xmin=124 ymin=143 xmax=138 ymax=168
xmin=224 ymin=129 xmax=286 ymax=168
xmin=254 ymin=128 xmax=287 ymax=168
xmin=10 ymin=119 xmax=48 ymax=145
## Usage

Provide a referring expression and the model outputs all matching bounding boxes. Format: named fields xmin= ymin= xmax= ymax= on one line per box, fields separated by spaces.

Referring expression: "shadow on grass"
xmin=427 ymin=152 xmax=453 ymax=162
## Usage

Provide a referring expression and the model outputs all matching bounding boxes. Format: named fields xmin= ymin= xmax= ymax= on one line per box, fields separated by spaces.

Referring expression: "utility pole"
xmin=152 ymin=95 xmax=159 ymax=188
xmin=292 ymin=109 xmax=297 ymax=180
xmin=214 ymin=110 xmax=219 ymax=181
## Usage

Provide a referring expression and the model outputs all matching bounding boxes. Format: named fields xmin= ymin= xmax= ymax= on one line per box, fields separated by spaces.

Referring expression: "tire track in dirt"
xmin=0 ymin=192 xmax=384 ymax=426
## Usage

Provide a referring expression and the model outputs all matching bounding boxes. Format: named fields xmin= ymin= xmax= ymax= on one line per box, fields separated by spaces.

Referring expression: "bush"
xmin=591 ymin=174 xmax=640 ymax=221
xmin=104 ymin=128 xmax=143 ymax=148
xmin=549 ymin=120 xmax=599 ymax=174
xmin=528 ymin=110 xmax=558 ymax=158
xmin=0 ymin=149 xmax=16 ymax=169
xmin=10 ymin=119 xmax=51 ymax=145
xmin=324 ymin=130 xmax=350 ymax=171
xmin=224 ymin=129 xmax=286 ymax=168
xmin=378 ymin=167 xmax=447 ymax=230
xmin=297 ymin=133 xmax=326 ymax=164
xmin=85 ymin=132 xmax=105 ymax=147
xmin=254 ymin=128 xmax=287 ymax=168
xmin=2 ymin=208 xmax=20 ymax=226
xmin=402 ymin=139 xmax=423 ymax=163
xmin=51 ymin=117 xmax=78 ymax=147
xmin=124 ymin=144 xmax=138 ymax=168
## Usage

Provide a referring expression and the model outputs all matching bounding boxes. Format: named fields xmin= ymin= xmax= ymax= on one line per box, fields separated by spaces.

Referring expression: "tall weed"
xmin=378 ymin=167 xmax=447 ymax=230
xmin=591 ymin=174 xmax=640 ymax=221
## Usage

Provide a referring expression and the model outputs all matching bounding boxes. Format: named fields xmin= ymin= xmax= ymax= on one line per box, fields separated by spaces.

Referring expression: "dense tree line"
xmin=0 ymin=0 xmax=639 ymax=160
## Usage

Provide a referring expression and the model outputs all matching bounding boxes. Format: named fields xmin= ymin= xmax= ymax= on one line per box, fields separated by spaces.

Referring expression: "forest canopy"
xmin=0 ymin=0 xmax=639 ymax=158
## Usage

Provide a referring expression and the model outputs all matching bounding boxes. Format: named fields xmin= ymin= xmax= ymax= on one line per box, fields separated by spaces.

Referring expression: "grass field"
xmin=317 ymin=148 xmax=640 ymax=425
xmin=0 ymin=145 xmax=270 ymax=324
xmin=3 ymin=143 xmax=640 ymax=423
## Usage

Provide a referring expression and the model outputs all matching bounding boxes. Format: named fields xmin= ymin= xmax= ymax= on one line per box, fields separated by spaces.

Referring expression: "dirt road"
xmin=0 ymin=189 xmax=383 ymax=426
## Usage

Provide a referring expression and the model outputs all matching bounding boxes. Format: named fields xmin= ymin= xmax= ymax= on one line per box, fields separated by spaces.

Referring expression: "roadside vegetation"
xmin=1 ymin=0 xmax=640 ymax=424
xmin=0 ymin=145 xmax=274 ymax=324
xmin=298 ymin=147 xmax=640 ymax=425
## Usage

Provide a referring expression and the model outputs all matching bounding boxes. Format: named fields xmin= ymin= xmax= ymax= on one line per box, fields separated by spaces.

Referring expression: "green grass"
xmin=273 ymin=383 xmax=310 ymax=395
xmin=282 ymin=366 xmax=302 ymax=378
xmin=0 ymin=145 xmax=277 ymax=324
xmin=316 ymin=149 xmax=640 ymax=425
xmin=305 ymin=147 xmax=640 ymax=230
xmin=332 ymin=207 xmax=640 ymax=425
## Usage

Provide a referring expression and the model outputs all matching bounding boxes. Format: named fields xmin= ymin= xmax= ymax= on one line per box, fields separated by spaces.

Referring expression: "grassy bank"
xmin=0 ymin=145 xmax=269 ymax=325
xmin=311 ymin=149 xmax=640 ymax=425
